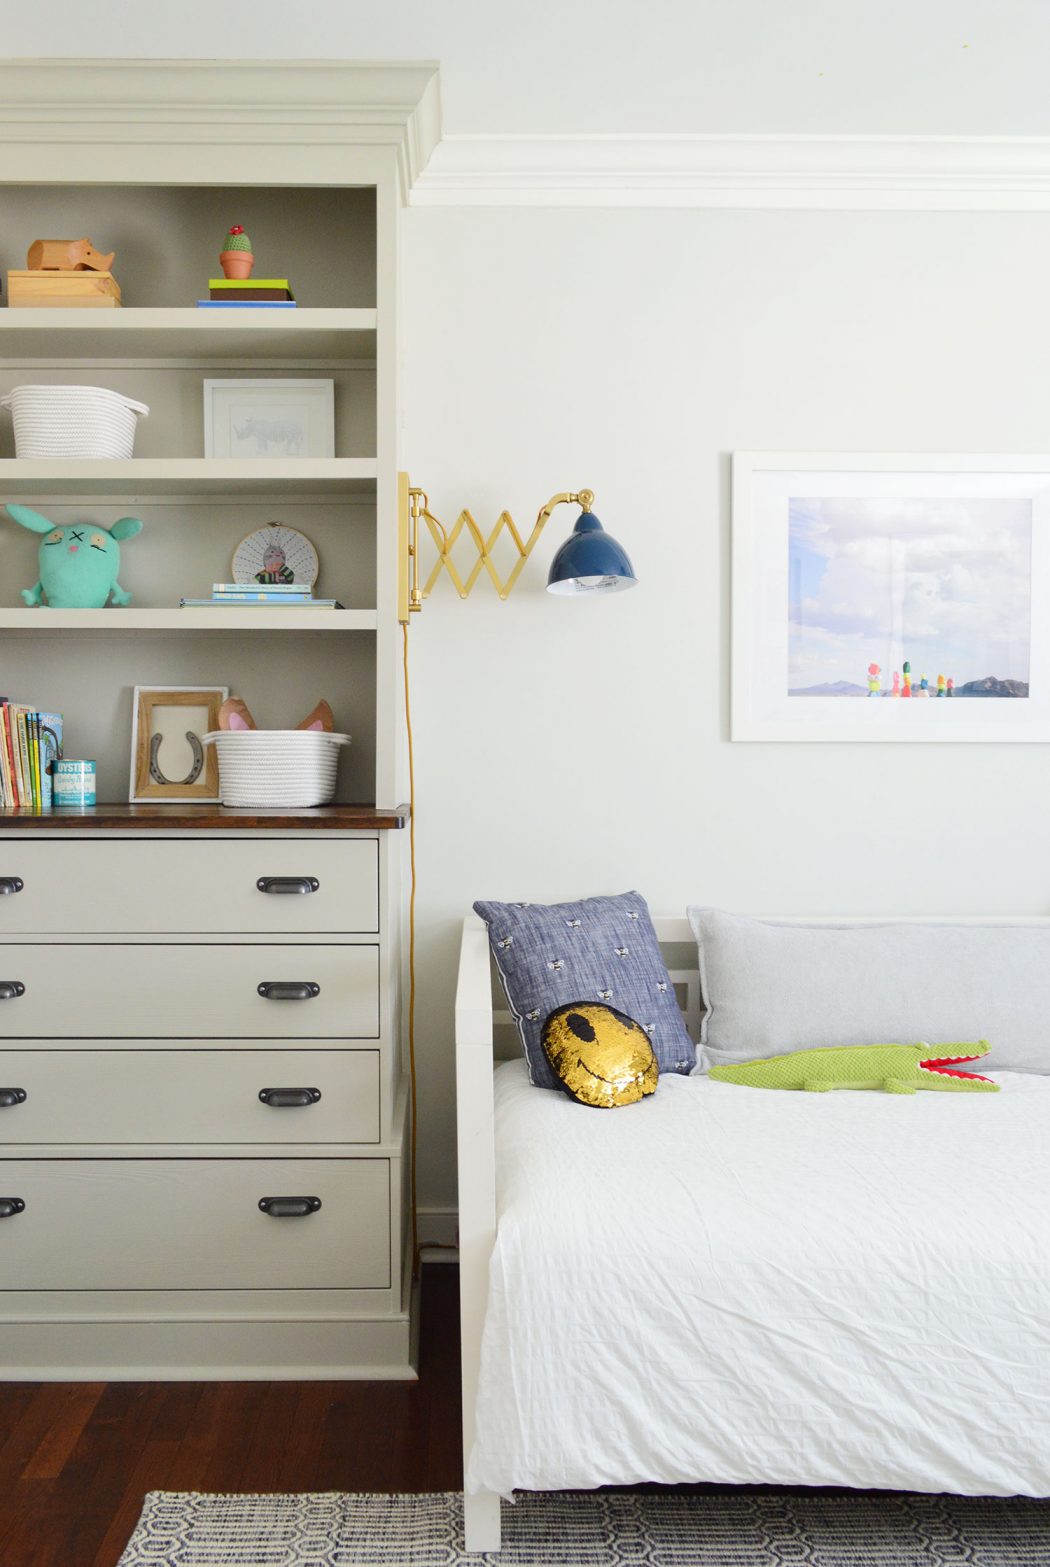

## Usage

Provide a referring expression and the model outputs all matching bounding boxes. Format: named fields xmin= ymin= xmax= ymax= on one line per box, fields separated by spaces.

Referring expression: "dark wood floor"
xmin=0 ymin=1266 xmax=463 ymax=1567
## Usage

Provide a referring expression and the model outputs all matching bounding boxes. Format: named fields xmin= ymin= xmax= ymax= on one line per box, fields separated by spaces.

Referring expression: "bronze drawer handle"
xmin=0 ymin=982 xmax=25 ymax=1001
xmin=258 ymin=1087 xmax=322 ymax=1108
xmin=0 ymin=1199 xmax=25 ymax=1219
xmin=256 ymin=877 xmax=319 ymax=895
xmin=0 ymin=878 xmax=23 ymax=896
xmin=258 ymin=1196 xmax=321 ymax=1218
xmin=257 ymin=982 xmax=320 ymax=1001
xmin=0 ymin=1089 xmax=26 ymax=1108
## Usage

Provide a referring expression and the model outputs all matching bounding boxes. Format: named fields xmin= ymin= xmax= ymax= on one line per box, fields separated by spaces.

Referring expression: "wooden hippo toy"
xmin=26 ymin=237 xmax=116 ymax=273
xmin=5 ymin=504 xmax=142 ymax=608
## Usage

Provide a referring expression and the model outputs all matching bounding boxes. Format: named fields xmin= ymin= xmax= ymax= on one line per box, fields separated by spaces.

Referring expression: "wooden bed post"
xmin=455 ymin=916 xmax=503 ymax=1552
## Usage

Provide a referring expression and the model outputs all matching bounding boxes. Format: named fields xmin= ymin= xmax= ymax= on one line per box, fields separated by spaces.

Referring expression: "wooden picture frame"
xmin=129 ymin=686 xmax=228 ymax=803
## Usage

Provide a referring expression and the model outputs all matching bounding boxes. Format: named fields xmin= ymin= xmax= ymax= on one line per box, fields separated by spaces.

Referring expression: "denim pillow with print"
xmin=472 ymin=891 xmax=696 ymax=1089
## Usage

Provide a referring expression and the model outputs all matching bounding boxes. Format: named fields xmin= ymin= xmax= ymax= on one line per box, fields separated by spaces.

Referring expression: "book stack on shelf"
xmin=198 ymin=279 xmax=296 ymax=309
xmin=180 ymin=583 xmax=345 ymax=610
xmin=0 ymin=700 xmax=63 ymax=810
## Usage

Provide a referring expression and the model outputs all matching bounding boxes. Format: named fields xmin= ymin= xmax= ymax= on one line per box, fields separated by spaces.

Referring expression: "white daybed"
xmin=455 ymin=913 xmax=1050 ymax=1553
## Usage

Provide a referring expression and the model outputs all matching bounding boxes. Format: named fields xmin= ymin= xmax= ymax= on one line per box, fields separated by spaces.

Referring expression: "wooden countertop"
xmin=0 ymin=803 xmax=408 ymax=831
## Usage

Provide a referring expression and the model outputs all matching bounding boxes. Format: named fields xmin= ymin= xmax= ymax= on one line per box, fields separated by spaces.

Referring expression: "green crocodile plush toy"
xmin=709 ymin=1041 xmax=998 ymax=1094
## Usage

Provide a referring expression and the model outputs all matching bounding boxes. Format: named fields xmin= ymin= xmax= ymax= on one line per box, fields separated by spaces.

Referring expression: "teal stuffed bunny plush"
xmin=5 ymin=504 xmax=143 ymax=608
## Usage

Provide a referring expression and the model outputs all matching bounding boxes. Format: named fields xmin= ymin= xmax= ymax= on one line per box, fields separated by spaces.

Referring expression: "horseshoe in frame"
xmin=149 ymin=730 xmax=205 ymax=787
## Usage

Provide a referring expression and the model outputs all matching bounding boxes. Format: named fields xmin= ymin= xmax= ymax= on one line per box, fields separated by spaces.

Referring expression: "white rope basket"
xmin=1 ymin=384 xmax=149 ymax=458
xmin=202 ymin=730 xmax=351 ymax=809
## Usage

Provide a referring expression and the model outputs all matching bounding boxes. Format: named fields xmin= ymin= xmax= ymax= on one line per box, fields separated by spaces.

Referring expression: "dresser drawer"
xmin=0 ymin=839 xmax=378 ymax=935
xmin=0 ymin=945 xmax=378 ymax=1039
xmin=0 ymin=1157 xmax=390 ymax=1290
xmin=0 ymin=1049 xmax=379 ymax=1144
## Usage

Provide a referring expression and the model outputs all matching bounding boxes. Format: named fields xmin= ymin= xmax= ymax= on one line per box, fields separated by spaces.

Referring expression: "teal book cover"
xmin=38 ymin=713 xmax=63 ymax=809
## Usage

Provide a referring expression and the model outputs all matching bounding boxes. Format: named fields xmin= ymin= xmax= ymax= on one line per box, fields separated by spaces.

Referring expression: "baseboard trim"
xmin=411 ymin=133 xmax=1050 ymax=210
xmin=0 ymin=1313 xmax=419 ymax=1381
xmin=418 ymin=1205 xmax=458 ymax=1262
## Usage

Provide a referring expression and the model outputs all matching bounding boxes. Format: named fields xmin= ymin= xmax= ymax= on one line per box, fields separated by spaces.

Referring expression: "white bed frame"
xmin=454 ymin=913 xmax=701 ymax=1551
xmin=454 ymin=909 xmax=1050 ymax=1551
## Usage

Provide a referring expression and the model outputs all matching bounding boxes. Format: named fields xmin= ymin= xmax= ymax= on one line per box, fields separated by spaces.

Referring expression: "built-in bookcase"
xmin=0 ymin=181 xmax=389 ymax=804
xmin=0 ymin=59 xmax=438 ymax=1382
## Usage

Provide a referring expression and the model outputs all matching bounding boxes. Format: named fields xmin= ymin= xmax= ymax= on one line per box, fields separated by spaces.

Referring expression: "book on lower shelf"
xmin=197 ymin=300 xmax=297 ymax=309
xmin=180 ymin=591 xmax=344 ymax=609
xmin=212 ymin=583 xmax=307 ymax=594
xmin=203 ymin=278 xmax=295 ymax=303
xmin=0 ymin=702 xmax=63 ymax=809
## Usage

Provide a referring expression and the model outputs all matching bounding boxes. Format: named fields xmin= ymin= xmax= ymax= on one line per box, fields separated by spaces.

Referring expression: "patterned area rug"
xmin=117 ymin=1488 xmax=1050 ymax=1566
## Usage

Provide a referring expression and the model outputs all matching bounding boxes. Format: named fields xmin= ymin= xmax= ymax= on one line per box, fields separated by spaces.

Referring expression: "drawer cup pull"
xmin=257 ymin=877 xmax=320 ymax=895
xmin=0 ymin=1199 xmax=25 ymax=1219
xmin=0 ymin=982 xmax=24 ymax=1001
xmin=258 ymin=1195 xmax=322 ymax=1218
xmin=0 ymin=878 xmax=23 ymax=896
xmin=257 ymin=981 xmax=320 ymax=1001
xmin=0 ymin=1089 xmax=26 ymax=1108
xmin=259 ymin=1087 xmax=322 ymax=1108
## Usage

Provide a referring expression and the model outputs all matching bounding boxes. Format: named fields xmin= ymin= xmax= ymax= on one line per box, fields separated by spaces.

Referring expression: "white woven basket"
xmin=1 ymin=384 xmax=149 ymax=459
xmin=202 ymin=730 xmax=351 ymax=809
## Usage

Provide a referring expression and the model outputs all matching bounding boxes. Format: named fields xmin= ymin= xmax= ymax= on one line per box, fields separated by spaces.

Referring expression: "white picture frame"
xmin=129 ymin=685 xmax=229 ymax=803
xmin=203 ymin=379 xmax=335 ymax=459
xmin=732 ymin=453 xmax=1050 ymax=742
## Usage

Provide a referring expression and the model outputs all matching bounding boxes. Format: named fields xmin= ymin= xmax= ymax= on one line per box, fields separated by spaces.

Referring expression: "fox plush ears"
xmin=218 ymin=697 xmax=334 ymax=733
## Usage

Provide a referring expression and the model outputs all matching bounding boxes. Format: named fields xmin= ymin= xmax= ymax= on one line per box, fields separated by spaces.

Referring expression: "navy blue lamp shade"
xmin=546 ymin=510 xmax=637 ymax=596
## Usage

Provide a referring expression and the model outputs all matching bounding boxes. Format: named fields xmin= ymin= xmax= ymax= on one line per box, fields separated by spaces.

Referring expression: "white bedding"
xmin=467 ymin=1061 xmax=1050 ymax=1498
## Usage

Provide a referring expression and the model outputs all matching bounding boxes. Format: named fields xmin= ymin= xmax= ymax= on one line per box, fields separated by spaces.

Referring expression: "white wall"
xmin=404 ymin=204 xmax=1050 ymax=1205
xmin=6 ymin=0 xmax=1050 ymax=135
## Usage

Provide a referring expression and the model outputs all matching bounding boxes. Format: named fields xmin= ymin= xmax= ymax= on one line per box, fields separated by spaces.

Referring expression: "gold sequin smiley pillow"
xmin=542 ymin=1002 xmax=658 ymax=1108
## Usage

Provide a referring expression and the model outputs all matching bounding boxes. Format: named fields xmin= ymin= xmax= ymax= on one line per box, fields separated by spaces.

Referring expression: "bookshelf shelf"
xmin=0 ymin=308 xmax=378 ymax=363
xmin=0 ymin=608 xmax=378 ymax=632
xmin=0 ymin=458 xmax=378 ymax=497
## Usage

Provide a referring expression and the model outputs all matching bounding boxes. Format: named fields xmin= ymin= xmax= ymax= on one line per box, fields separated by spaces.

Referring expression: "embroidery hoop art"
xmin=232 ymin=523 xmax=320 ymax=588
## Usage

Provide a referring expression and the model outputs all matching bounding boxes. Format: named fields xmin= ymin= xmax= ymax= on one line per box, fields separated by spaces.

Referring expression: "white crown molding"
xmin=410 ymin=133 xmax=1050 ymax=210
xmin=0 ymin=59 xmax=442 ymax=202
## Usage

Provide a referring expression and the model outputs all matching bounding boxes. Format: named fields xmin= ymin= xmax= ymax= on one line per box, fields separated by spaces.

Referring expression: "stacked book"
xmin=197 ymin=279 xmax=296 ymax=309
xmin=0 ymin=701 xmax=63 ymax=810
xmin=180 ymin=583 xmax=344 ymax=610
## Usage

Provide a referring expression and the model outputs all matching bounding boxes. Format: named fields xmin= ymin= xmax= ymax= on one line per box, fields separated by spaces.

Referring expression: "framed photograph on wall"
xmin=130 ymin=686 xmax=229 ymax=802
xmin=203 ymin=379 xmax=335 ymax=459
xmin=732 ymin=453 xmax=1050 ymax=742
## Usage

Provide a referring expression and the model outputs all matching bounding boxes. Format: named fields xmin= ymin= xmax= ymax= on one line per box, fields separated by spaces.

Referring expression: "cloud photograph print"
xmin=788 ymin=496 xmax=1032 ymax=700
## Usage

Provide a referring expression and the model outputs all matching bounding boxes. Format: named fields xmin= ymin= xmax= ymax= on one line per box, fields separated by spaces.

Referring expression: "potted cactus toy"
xmin=219 ymin=224 xmax=254 ymax=280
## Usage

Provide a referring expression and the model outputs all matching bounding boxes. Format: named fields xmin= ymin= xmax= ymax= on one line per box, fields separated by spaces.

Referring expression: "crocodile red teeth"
xmin=919 ymin=1054 xmax=993 ymax=1082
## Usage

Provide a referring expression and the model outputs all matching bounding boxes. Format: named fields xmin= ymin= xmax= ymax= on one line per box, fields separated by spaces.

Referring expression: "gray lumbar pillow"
xmin=474 ymin=891 xmax=696 ymax=1090
xmin=689 ymin=908 xmax=1050 ymax=1075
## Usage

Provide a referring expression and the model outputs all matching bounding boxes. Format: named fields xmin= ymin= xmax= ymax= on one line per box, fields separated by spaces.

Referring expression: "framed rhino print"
xmin=203 ymin=379 xmax=335 ymax=459
xmin=732 ymin=453 xmax=1050 ymax=742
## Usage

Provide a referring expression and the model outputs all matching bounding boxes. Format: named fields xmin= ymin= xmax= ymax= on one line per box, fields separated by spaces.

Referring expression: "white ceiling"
xmin=4 ymin=0 xmax=1050 ymax=138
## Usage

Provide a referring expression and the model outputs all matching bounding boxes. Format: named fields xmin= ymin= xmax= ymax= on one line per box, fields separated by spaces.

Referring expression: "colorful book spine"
xmin=208 ymin=278 xmax=292 ymax=290
xmin=179 ymin=597 xmax=343 ymax=609
xmin=37 ymin=714 xmax=63 ymax=809
xmin=0 ymin=706 xmax=12 ymax=807
xmin=29 ymin=714 xmax=40 ymax=810
xmin=15 ymin=710 xmax=30 ymax=809
xmin=197 ymin=300 xmax=297 ymax=308
xmin=212 ymin=582 xmax=307 ymax=594
xmin=207 ymin=594 xmax=312 ymax=603
xmin=2 ymin=706 xmax=18 ymax=808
